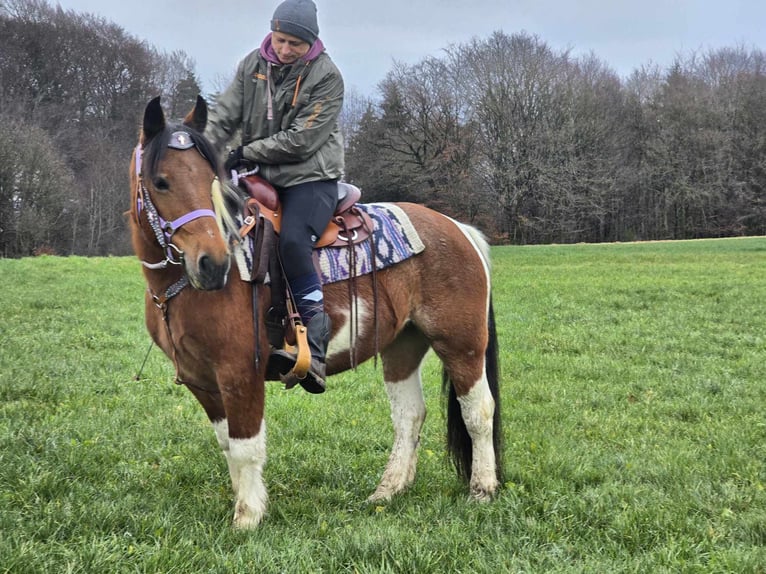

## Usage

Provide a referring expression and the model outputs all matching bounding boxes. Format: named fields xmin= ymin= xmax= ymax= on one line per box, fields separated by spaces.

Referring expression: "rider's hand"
xmin=224 ymin=146 xmax=245 ymax=173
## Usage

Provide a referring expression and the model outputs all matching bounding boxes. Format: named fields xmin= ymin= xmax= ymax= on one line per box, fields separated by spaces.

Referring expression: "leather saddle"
xmin=234 ymin=174 xmax=376 ymax=385
xmin=239 ymin=174 xmax=373 ymax=248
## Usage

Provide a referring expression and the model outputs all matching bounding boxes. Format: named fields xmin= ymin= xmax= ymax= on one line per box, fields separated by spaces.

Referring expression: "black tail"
xmin=443 ymin=297 xmax=504 ymax=484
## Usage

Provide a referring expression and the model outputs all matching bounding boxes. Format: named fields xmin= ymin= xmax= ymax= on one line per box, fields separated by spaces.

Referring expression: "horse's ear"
xmin=184 ymin=95 xmax=208 ymax=133
xmin=143 ymin=96 xmax=165 ymax=141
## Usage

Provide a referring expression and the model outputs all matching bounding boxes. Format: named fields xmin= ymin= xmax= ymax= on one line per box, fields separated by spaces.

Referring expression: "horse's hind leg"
xmin=369 ymin=323 xmax=430 ymax=502
xmin=457 ymin=372 xmax=499 ymax=500
xmin=436 ymin=335 xmax=499 ymax=501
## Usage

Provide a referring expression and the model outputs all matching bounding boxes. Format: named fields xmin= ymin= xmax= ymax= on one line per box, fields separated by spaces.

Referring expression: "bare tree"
xmin=338 ymin=86 xmax=373 ymax=150
xmin=0 ymin=115 xmax=74 ymax=256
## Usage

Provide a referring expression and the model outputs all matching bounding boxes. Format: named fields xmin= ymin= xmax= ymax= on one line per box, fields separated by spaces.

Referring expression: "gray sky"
xmin=54 ymin=0 xmax=765 ymax=96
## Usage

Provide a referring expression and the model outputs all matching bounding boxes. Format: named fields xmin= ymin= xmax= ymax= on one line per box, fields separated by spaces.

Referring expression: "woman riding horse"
xmin=204 ymin=0 xmax=344 ymax=394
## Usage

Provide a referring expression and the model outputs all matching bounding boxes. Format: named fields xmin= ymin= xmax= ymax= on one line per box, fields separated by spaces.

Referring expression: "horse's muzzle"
xmin=190 ymin=253 xmax=231 ymax=291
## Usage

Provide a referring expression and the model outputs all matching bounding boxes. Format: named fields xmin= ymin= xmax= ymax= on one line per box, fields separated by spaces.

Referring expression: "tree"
xmin=0 ymin=115 xmax=74 ymax=256
xmin=454 ymin=32 xmax=573 ymax=242
xmin=0 ymin=0 xmax=200 ymax=256
xmin=157 ymin=50 xmax=202 ymax=120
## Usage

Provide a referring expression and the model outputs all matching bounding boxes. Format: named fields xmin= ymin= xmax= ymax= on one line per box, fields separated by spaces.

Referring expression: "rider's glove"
xmin=224 ymin=146 xmax=245 ymax=173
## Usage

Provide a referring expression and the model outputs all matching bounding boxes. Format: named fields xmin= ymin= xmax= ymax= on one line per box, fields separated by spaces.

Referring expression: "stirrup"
xmin=280 ymin=359 xmax=326 ymax=394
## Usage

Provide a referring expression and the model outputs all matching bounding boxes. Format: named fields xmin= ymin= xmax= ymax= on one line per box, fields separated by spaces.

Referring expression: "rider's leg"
xmin=273 ymin=180 xmax=337 ymax=392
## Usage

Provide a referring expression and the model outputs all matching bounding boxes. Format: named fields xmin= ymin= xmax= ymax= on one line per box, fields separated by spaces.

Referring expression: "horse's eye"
xmin=153 ymin=176 xmax=170 ymax=191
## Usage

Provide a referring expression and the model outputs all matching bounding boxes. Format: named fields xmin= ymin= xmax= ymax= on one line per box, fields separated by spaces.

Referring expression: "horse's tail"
xmin=443 ymin=223 xmax=503 ymax=485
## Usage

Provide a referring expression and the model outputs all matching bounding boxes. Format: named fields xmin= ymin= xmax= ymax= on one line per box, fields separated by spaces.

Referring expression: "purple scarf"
xmin=259 ymin=33 xmax=325 ymax=65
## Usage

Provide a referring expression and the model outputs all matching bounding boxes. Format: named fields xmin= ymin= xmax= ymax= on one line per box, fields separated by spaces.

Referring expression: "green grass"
xmin=1 ymin=238 xmax=766 ymax=573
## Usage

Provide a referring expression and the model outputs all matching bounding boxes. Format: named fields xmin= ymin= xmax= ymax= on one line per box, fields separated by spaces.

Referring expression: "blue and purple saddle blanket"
xmin=234 ymin=202 xmax=425 ymax=284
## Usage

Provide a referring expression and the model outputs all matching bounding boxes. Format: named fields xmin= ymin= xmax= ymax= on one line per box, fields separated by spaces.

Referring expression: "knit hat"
xmin=271 ymin=0 xmax=319 ymax=45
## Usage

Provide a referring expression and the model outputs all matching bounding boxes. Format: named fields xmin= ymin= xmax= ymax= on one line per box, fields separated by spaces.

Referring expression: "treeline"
xmin=344 ymin=32 xmax=766 ymax=243
xmin=2 ymin=1 xmax=765 ymax=257
xmin=0 ymin=0 xmax=201 ymax=256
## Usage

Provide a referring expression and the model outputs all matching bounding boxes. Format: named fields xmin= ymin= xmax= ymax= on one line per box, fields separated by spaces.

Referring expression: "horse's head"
xmin=130 ymin=96 xmax=237 ymax=291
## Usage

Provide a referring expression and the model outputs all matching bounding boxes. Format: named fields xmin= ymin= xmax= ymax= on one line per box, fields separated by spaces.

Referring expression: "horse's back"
xmin=387 ymin=202 xmax=491 ymax=288
xmin=323 ymin=201 xmax=492 ymax=374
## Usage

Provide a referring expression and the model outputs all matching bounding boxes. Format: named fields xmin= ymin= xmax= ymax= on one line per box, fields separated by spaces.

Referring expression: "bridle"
xmin=133 ymin=130 xmax=226 ymax=390
xmin=134 ymin=130 xmax=219 ymax=271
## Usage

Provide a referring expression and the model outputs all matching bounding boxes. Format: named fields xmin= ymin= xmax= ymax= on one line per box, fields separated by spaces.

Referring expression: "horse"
xmin=129 ymin=95 xmax=503 ymax=529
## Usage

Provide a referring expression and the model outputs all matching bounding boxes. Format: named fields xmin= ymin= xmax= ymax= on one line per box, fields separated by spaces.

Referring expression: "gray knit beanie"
xmin=271 ymin=0 xmax=319 ymax=45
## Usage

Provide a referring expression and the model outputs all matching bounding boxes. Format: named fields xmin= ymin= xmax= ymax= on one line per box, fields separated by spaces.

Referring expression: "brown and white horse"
xmin=129 ymin=96 xmax=502 ymax=528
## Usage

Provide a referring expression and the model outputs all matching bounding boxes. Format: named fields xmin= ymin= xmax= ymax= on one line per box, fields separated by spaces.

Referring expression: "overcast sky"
xmin=53 ymin=0 xmax=765 ymax=96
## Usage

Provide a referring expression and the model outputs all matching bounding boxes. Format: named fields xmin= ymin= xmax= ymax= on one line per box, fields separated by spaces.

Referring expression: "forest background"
xmin=1 ymin=0 xmax=765 ymax=257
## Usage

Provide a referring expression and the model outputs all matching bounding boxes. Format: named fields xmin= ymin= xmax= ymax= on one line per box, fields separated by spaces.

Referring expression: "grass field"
xmin=1 ymin=238 xmax=765 ymax=573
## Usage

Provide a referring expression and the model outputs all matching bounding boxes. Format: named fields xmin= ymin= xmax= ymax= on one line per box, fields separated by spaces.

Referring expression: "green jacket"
xmin=206 ymin=41 xmax=345 ymax=188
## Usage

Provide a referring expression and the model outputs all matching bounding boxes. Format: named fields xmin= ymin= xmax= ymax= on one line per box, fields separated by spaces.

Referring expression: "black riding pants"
xmin=277 ymin=180 xmax=338 ymax=280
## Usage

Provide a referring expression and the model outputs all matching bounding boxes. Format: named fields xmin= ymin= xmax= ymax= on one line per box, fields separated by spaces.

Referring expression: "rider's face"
xmin=271 ymin=31 xmax=311 ymax=64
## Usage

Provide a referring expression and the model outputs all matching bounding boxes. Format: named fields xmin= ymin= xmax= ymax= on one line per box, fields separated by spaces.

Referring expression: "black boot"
xmin=297 ymin=311 xmax=331 ymax=394
xmin=271 ymin=312 xmax=331 ymax=393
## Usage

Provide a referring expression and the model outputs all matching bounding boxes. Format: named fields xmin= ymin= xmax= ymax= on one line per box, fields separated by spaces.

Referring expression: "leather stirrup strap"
xmin=275 ymin=249 xmax=311 ymax=379
xmin=362 ymin=211 xmax=379 ymax=366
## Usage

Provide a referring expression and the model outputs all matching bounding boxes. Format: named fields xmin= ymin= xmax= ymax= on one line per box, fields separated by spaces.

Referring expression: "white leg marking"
xmin=457 ymin=372 xmax=498 ymax=500
xmin=369 ymin=367 xmax=426 ymax=502
xmin=228 ymin=422 xmax=268 ymax=529
xmin=212 ymin=419 xmax=240 ymax=495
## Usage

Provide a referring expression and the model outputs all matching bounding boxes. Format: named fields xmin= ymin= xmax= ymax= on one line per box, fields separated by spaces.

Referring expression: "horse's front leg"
xmin=185 ymin=387 xmax=241 ymax=493
xmin=220 ymin=374 xmax=268 ymax=529
xmin=228 ymin=423 xmax=267 ymax=528
xmin=368 ymin=371 xmax=426 ymax=502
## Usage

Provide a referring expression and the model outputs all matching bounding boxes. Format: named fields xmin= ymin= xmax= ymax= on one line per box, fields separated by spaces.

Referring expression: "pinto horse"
xmin=129 ymin=95 xmax=502 ymax=528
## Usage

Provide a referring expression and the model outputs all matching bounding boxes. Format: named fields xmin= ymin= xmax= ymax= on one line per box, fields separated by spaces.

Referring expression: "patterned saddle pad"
xmin=234 ymin=202 xmax=425 ymax=284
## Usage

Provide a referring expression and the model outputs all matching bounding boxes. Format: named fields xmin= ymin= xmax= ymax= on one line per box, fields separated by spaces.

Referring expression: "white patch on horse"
xmin=457 ymin=373 xmax=499 ymax=500
xmin=444 ymin=215 xmax=491 ymax=286
xmin=228 ymin=423 xmax=268 ymax=528
xmin=212 ymin=418 xmax=229 ymax=450
xmin=369 ymin=366 xmax=427 ymax=502
xmin=327 ymin=296 xmax=369 ymax=362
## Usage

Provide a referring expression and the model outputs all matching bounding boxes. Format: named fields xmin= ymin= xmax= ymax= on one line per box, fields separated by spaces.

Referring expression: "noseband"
xmin=134 ymin=131 xmax=219 ymax=270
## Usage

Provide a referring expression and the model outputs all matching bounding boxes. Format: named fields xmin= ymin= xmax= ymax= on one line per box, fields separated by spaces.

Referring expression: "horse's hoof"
xmin=469 ymin=484 xmax=497 ymax=502
xmin=366 ymin=491 xmax=391 ymax=504
xmin=233 ymin=502 xmax=265 ymax=529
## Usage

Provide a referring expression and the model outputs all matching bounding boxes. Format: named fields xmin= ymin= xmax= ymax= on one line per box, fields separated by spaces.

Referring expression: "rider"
xmin=205 ymin=0 xmax=344 ymax=393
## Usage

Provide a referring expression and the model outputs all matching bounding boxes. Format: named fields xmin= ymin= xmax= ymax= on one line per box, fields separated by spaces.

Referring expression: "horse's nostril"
xmin=197 ymin=254 xmax=230 ymax=290
xmin=199 ymin=254 xmax=213 ymax=275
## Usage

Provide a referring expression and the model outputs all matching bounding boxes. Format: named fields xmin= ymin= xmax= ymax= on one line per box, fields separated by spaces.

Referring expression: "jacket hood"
xmin=260 ymin=33 xmax=325 ymax=65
